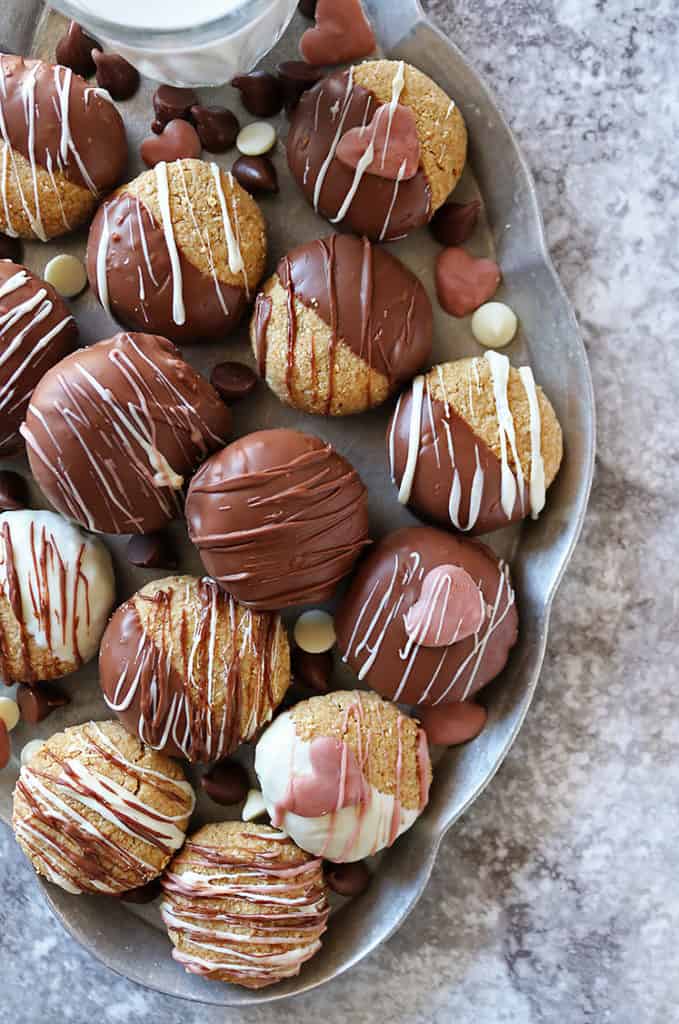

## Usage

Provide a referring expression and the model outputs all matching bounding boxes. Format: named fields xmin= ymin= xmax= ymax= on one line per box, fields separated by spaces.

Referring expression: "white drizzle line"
xmin=379 ymin=158 xmax=407 ymax=242
xmin=313 ymin=66 xmax=355 ymax=210
xmin=95 ymin=206 xmax=111 ymax=314
xmin=484 ymin=351 xmax=525 ymax=519
xmin=211 ymin=163 xmax=245 ymax=280
xmin=396 ymin=374 xmax=424 ymax=503
xmin=154 ymin=161 xmax=186 ymax=326
xmin=518 ymin=365 xmax=546 ymax=518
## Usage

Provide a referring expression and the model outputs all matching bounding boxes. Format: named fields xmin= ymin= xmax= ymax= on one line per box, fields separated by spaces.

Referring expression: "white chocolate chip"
xmin=471 ymin=301 xmax=518 ymax=349
xmin=294 ymin=609 xmax=336 ymax=654
xmin=242 ymin=788 xmax=267 ymax=822
xmin=44 ymin=253 xmax=88 ymax=298
xmin=236 ymin=121 xmax=276 ymax=156
xmin=0 ymin=697 xmax=20 ymax=731
xmin=21 ymin=738 xmax=45 ymax=766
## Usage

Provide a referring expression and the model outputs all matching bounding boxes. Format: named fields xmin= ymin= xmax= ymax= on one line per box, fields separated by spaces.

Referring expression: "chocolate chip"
xmin=231 ymin=72 xmax=284 ymax=117
xmin=277 ymin=60 xmax=323 ymax=111
xmin=190 ymin=105 xmax=239 ymax=153
xmin=153 ymin=84 xmax=199 ymax=126
xmin=210 ymin=361 xmax=258 ymax=402
xmin=298 ymin=0 xmax=318 ymax=17
xmin=126 ymin=532 xmax=176 ymax=570
xmin=55 ymin=21 xmax=100 ymax=78
xmin=0 ymin=233 xmax=22 ymax=263
xmin=92 ymin=50 xmax=140 ymax=101
xmin=231 ymin=155 xmax=279 ymax=196
xmin=117 ymin=878 xmax=162 ymax=904
xmin=325 ymin=860 xmax=371 ymax=897
xmin=0 ymin=470 xmax=28 ymax=512
xmin=430 ymin=199 xmax=481 ymax=247
xmin=201 ymin=760 xmax=249 ymax=805
xmin=292 ymin=647 xmax=332 ymax=693
xmin=151 ymin=119 xmax=164 ymax=135
xmin=17 ymin=683 xmax=69 ymax=725
xmin=0 ymin=720 xmax=10 ymax=770
xmin=140 ymin=119 xmax=202 ymax=168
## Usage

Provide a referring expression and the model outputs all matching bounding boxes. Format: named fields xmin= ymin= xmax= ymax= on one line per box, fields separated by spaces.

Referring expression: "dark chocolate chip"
xmin=17 ymin=683 xmax=69 ymax=725
xmin=0 ymin=720 xmax=9 ymax=770
xmin=430 ymin=199 xmax=481 ymax=247
xmin=151 ymin=119 xmax=164 ymax=135
xmin=210 ymin=361 xmax=258 ymax=402
xmin=117 ymin=878 xmax=162 ymax=904
xmin=292 ymin=647 xmax=332 ymax=693
xmin=0 ymin=470 xmax=28 ymax=512
xmin=298 ymin=0 xmax=318 ymax=18
xmin=153 ymin=84 xmax=199 ymax=125
xmin=126 ymin=532 xmax=176 ymax=570
xmin=277 ymin=60 xmax=323 ymax=111
xmin=190 ymin=104 xmax=239 ymax=153
xmin=92 ymin=50 xmax=140 ymax=101
xmin=231 ymin=71 xmax=284 ymax=117
xmin=325 ymin=860 xmax=371 ymax=897
xmin=201 ymin=760 xmax=249 ymax=806
xmin=55 ymin=21 xmax=100 ymax=78
xmin=0 ymin=233 xmax=22 ymax=262
xmin=231 ymin=155 xmax=279 ymax=196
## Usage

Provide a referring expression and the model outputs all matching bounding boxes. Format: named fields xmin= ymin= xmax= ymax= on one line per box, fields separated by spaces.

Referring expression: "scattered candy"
xmin=292 ymin=648 xmax=332 ymax=693
xmin=201 ymin=760 xmax=249 ymax=806
xmin=300 ymin=0 xmax=376 ymax=66
xmin=20 ymin=738 xmax=45 ymax=767
xmin=325 ymin=860 xmax=371 ymax=897
xmin=231 ymin=155 xmax=279 ymax=195
xmin=210 ymin=361 xmax=258 ymax=402
xmin=0 ymin=233 xmax=22 ymax=262
xmin=435 ymin=247 xmax=501 ymax=318
xmin=404 ymin=565 xmax=486 ymax=648
xmin=431 ymin=199 xmax=481 ymax=247
xmin=242 ymin=788 xmax=268 ymax=821
xmin=298 ymin=0 xmax=318 ymax=17
xmin=92 ymin=50 xmax=140 ymax=101
xmin=190 ymin=104 xmax=239 ymax=152
xmin=231 ymin=71 xmax=284 ymax=118
xmin=471 ymin=301 xmax=518 ymax=349
xmin=277 ymin=60 xmax=323 ymax=111
xmin=150 ymin=119 xmax=164 ymax=135
xmin=0 ymin=721 xmax=10 ymax=770
xmin=153 ymin=85 xmax=198 ymax=125
xmin=117 ymin=879 xmax=162 ymax=904
xmin=43 ymin=253 xmax=87 ymax=298
xmin=126 ymin=532 xmax=176 ymax=570
xmin=236 ymin=121 xmax=277 ymax=157
xmin=17 ymin=684 xmax=69 ymax=725
xmin=294 ymin=610 xmax=336 ymax=654
xmin=337 ymin=103 xmax=420 ymax=181
xmin=0 ymin=697 xmax=20 ymax=732
xmin=55 ymin=21 xmax=99 ymax=78
xmin=0 ymin=470 xmax=28 ymax=512
xmin=415 ymin=701 xmax=487 ymax=746
xmin=141 ymin=119 xmax=202 ymax=168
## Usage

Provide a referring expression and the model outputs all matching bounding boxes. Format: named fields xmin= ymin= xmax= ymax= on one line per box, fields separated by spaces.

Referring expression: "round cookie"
xmin=335 ymin=526 xmax=518 ymax=706
xmin=87 ymin=158 xmax=267 ymax=344
xmin=0 ymin=260 xmax=77 ymax=454
xmin=186 ymin=428 xmax=370 ymax=610
xmin=0 ymin=54 xmax=127 ymax=240
xmin=252 ymin=233 xmax=432 ymax=415
xmin=388 ymin=353 xmax=564 ymax=536
xmin=255 ymin=690 xmax=431 ymax=861
xmin=12 ymin=720 xmax=194 ymax=894
xmin=287 ymin=59 xmax=467 ymax=241
xmin=21 ymin=331 xmax=231 ymax=535
xmin=0 ymin=509 xmax=115 ymax=684
xmin=161 ymin=821 xmax=329 ymax=988
xmin=100 ymin=575 xmax=291 ymax=762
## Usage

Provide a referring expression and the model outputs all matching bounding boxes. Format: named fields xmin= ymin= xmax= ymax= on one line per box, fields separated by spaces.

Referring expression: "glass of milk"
xmin=51 ymin=0 xmax=300 ymax=86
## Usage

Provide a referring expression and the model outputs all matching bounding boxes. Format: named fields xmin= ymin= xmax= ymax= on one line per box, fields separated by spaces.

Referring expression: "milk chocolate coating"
xmin=335 ymin=526 xmax=518 ymax=705
xmin=0 ymin=54 xmax=127 ymax=194
xmin=86 ymin=192 xmax=247 ymax=345
xmin=22 ymin=332 xmax=231 ymax=535
xmin=186 ymin=429 xmax=370 ymax=610
xmin=0 ymin=260 xmax=77 ymax=455
xmin=287 ymin=70 xmax=431 ymax=241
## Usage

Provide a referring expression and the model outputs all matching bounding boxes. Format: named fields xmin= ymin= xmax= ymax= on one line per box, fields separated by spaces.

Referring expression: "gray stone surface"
xmin=1 ymin=1 xmax=677 ymax=1021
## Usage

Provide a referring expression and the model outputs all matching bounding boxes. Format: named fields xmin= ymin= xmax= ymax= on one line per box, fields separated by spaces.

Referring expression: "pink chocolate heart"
xmin=336 ymin=102 xmax=421 ymax=181
xmin=140 ymin=118 xmax=202 ymax=169
xmin=435 ymin=247 xmax=501 ymax=317
xmin=415 ymin=701 xmax=487 ymax=746
xmin=404 ymin=564 xmax=486 ymax=648
xmin=300 ymin=0 xmax=376 ymax=66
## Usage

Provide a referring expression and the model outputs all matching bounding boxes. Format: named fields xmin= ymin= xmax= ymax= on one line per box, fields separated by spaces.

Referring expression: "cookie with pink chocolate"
xmin=287 ymin=59 xmax=467 ymax=241
xmin=335 ymin=527 xmax=519 ymax=706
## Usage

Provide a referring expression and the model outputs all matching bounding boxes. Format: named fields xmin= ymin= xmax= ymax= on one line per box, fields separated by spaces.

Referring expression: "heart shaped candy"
xmin=404 ymin=564 xmax=487 ymax=648
xmin=336 ymin=102 xmax=421 ymax=181
xmin=435 ymin=247 xmax=501 ymax=317
xmin=415 ymin=701 xmax=487 ymax=746
xmin=140 ymin=119 xmax=202 ymax=169
xmin=300 ymin=0 xmax=376 ymax=66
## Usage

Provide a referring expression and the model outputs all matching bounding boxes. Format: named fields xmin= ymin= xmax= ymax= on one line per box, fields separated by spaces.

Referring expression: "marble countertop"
xmin=1 ymin=1 xmax=676 ymax=1021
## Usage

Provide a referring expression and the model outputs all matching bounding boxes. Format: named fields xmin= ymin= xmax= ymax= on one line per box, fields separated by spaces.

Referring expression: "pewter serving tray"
xmin=0 ymin=0 xmax=595 ymax=1006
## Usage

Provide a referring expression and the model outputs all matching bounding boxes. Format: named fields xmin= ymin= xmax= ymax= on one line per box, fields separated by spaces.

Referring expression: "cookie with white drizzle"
xmin=0 ymin=259 xmax=77 ymax=454
xmin=388 ymin=353 xmax=564 ymax=536
xmin=161 ymin=821 xmax=329 ymax=988
xmin=12 ymin=720 xmax=195 ymax=895
xmin=99 ymin=575 xmax=290 ymax=763
xmin=0 ymin=54 xmax=127 ymax=241
xmin=335 ymin=526 xmax=519 ymax=706
xmin=86 ymin=158 xmax=267 ymax=345
xmin=287 ymin=59 xmax=467 ymax=241
xmin=21 ymin=331 xmax=231 ymax=535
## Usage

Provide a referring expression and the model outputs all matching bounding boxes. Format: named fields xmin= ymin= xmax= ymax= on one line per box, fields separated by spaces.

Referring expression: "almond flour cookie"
xmin=161 ymin=821 xmax=329 ymax=988
xmin=100 ymin=575 xmax=290 ymax=762
xmin=388 ymin=353 xmax=563 ymax=535
xmin=252 ymin=233 xmax=432 ymax=415
xmin=12 ymin=720 xmax=195 ymax=894
xmin=0 ymin=260 xmax=77 ymax=455
xmin=0 ymin=54 xmax=127 ymax=241
xmin=287 ymin=59 xmax=467 ymax=241
xmin=255 ymin=690 xmax=431 ymax=861
xmin=0 ymin=509 xmax=115 ymax=685
xmin=86 ymin=158 xmax=267 ymax=344
xmin=21 ymin=331 xmax=231 ymax=535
